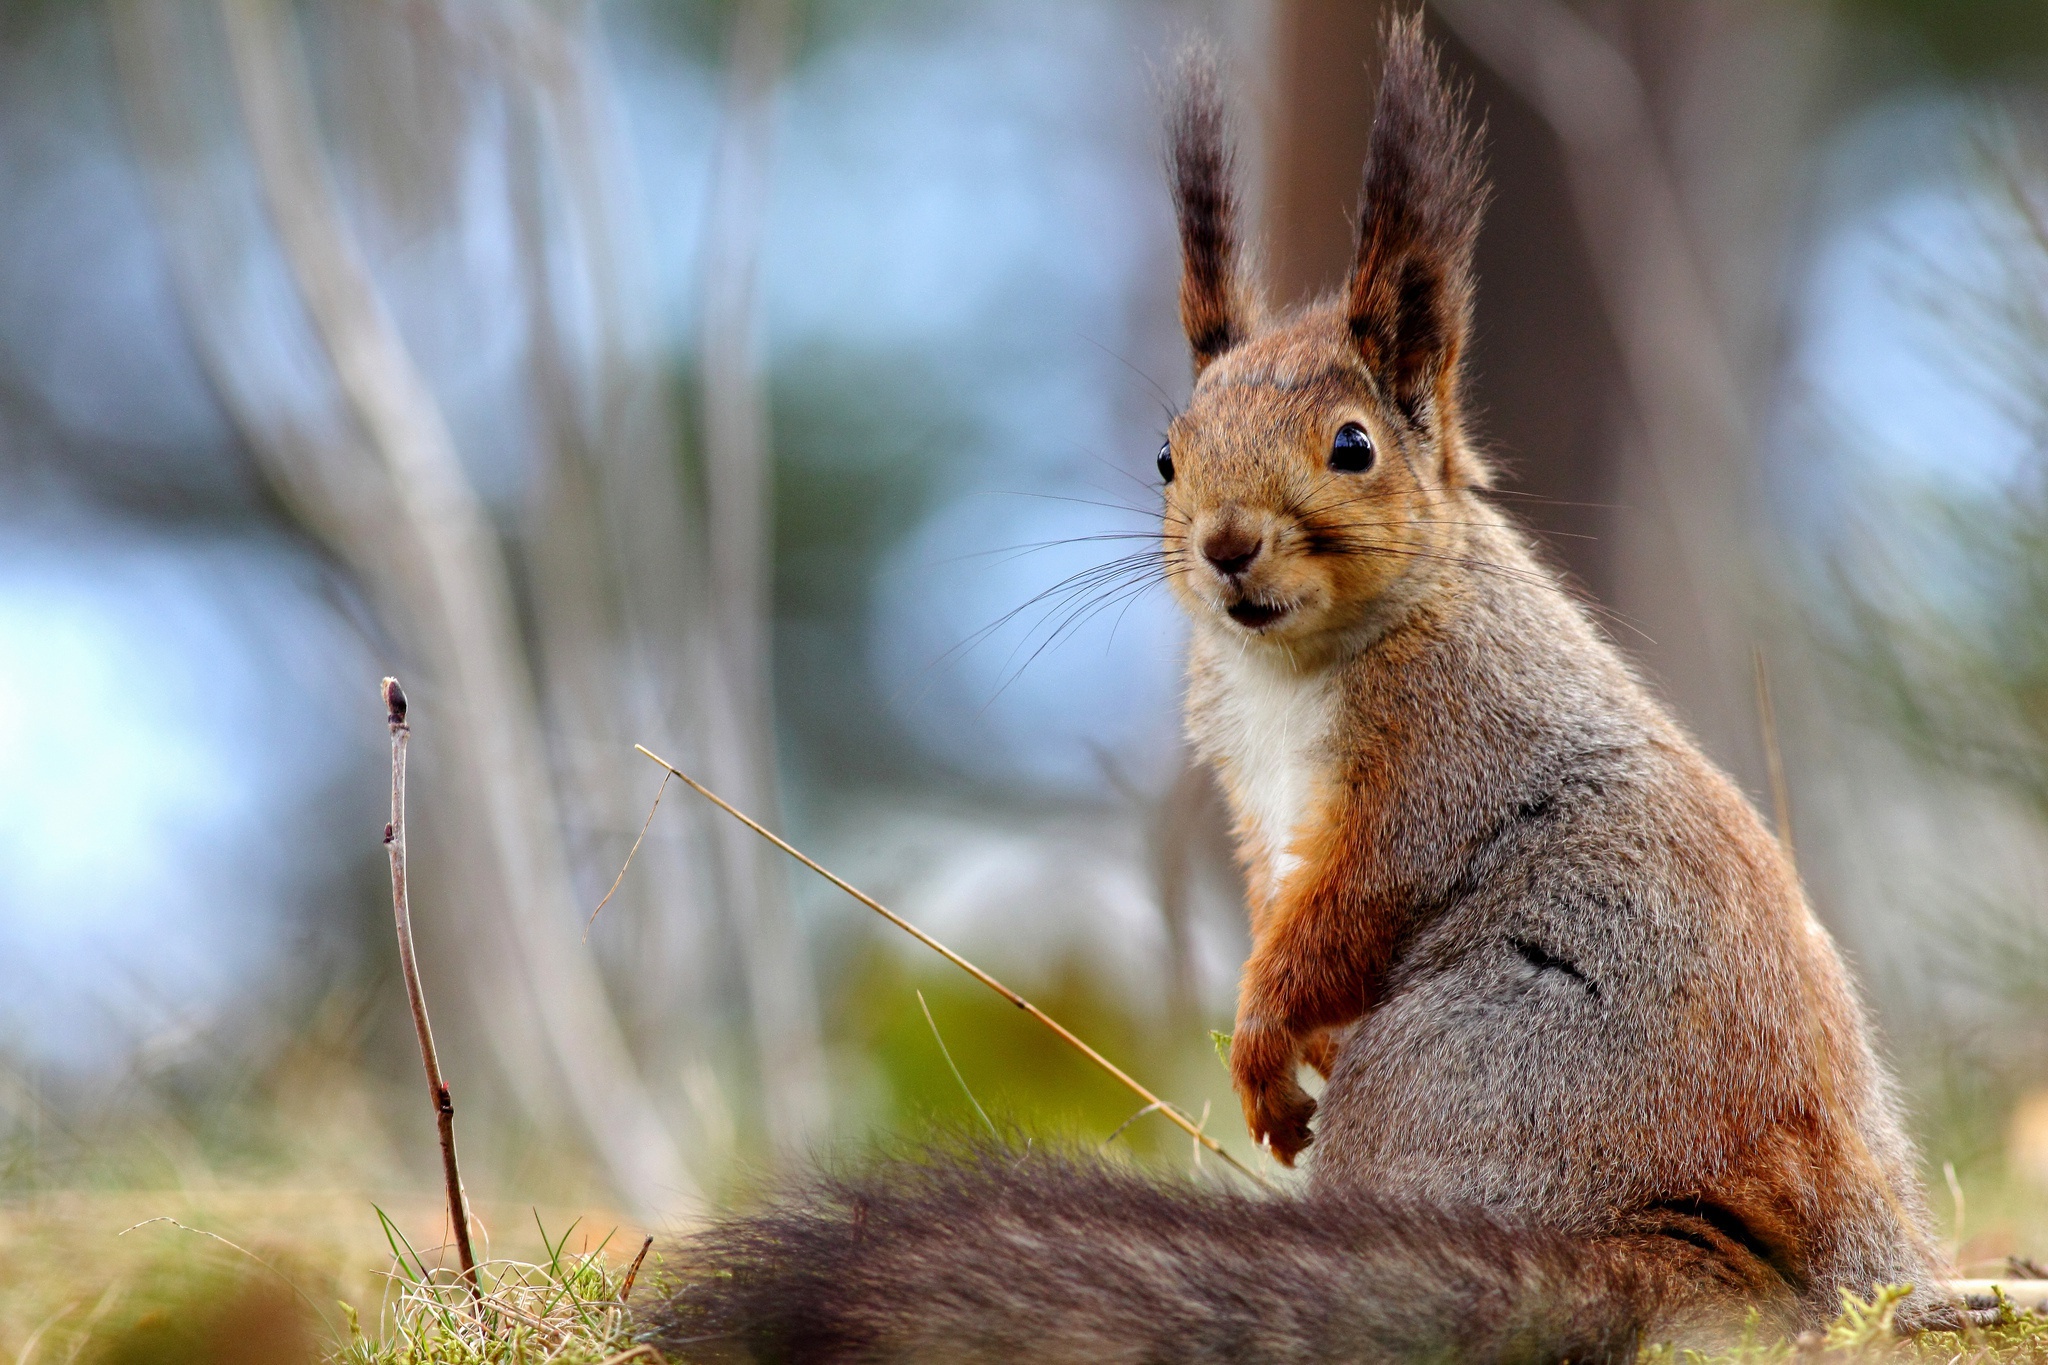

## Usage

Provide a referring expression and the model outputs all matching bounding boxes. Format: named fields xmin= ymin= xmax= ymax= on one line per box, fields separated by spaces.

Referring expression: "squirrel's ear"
xmin=1169 ymin=46 xmax=1251 ymax=375
xmin=1346 ymin=15 xmax=1487 ymax=429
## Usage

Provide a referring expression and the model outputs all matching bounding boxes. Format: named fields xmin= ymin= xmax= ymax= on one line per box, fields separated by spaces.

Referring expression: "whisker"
xmin=1071 ymin=442 xmax=1178 ymax=505
xmin=980 ymin=489 xmax=1166 ymax=520
xmin=1305 ymin=517 xmax=1596 ymax=541
xmin=1075 ymin=331 xmax=1181 ymax=419
xmin=938 ymin=531 xmax=1186 ymax=570
xmin=984 ymin=566 xmax=1191 ymax=705
xmin=938 ymin=467 xmax=1632 ymax=707
xmin=927 ymin=552 xmax=1174 ymax=672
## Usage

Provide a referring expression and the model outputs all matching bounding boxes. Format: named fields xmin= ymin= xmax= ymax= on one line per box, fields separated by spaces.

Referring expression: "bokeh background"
xmin=7 ymin=0 xmax=2048 ymax=1352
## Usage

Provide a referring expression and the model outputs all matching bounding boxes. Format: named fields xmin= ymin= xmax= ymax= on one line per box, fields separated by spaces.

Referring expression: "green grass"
xmin=0 ymin=1188 xmax=654 ymax=1365
xmin=1646 ymin=1285 xmax=2048 ymax=1364
xmin=328 ymin=1212 xmax=643 ymax=1364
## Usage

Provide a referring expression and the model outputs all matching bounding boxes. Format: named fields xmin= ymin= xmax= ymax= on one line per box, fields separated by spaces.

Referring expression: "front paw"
xmin=1230 ymin=1021 xmax=1317 ymax=1165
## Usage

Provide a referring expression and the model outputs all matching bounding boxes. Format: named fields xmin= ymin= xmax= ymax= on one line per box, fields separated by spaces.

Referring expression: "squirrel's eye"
xmin=1329 ymin=423 xmax=1374 ymax=473
xmin=1157 ymin=441 xmax=1175 ymax=484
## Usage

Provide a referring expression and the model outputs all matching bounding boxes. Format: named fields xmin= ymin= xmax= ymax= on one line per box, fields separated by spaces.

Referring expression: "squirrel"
xmin=646 ymin=17 xmax=1953 ymax=1362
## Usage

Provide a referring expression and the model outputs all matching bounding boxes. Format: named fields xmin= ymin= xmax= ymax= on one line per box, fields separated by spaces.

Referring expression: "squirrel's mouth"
xmin=1226 ymin=597 xmax=1290 ymax=630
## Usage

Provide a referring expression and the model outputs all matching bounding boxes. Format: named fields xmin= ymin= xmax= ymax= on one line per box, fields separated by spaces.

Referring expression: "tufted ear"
xmin=1168 ymin=46 xmax=1252 ymax=375
xmin=1346 ymin=15 xmax=1488 ymax=430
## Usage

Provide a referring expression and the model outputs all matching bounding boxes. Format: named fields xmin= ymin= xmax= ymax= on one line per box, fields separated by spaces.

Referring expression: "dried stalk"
xmin=617 ymin=1236 xmax=654 ymax=1304
xmin=633 ymin=745 xmax=1270 ymax=1189
xmin=382 ymin=677 xmax=480 ymax=1302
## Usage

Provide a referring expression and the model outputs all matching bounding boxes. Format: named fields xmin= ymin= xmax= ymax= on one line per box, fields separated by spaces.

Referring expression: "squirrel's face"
xmin=1161 ymin=40 xmax=1488 ymax=656
xmin=1162 ymin=313 xmax=1464 ymax=648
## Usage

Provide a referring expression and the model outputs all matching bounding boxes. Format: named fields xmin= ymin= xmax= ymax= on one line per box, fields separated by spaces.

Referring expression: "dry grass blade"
xmin=632 ymin=744 xmax=1272 ymax=1189
xmin=586 ymin=772 xmax=671 ymax=939
xmin=918 ymin=989 xmax=998 ymax=1139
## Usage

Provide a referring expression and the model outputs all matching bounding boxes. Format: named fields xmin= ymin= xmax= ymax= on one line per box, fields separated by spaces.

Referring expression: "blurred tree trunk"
xmin=1262 ymin=0 xmax=1622 ymax=611
xmin=1263 ymin=0 xmax=1382 ymax=311
xmin=1435 ymin=0 xmax=1831 ymax=789
xmin=1264 ymin=0 xmax=1831 ymax=793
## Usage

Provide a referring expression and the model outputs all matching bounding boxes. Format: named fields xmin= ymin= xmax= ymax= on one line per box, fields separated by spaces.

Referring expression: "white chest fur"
xmin=1195 ymin=646 xmax=1340 ymax=902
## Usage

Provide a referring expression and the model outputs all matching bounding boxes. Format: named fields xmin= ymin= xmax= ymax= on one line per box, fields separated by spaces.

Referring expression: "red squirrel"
xmin=648 ymin=19 xmax=1953 ymax=1360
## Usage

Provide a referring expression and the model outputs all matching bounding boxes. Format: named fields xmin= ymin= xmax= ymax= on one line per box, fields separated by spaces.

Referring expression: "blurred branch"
xmin=692 ymin=0 xmax=831 ymax=1148
xmin=1150 ymin=760 xmax=1214 ymax=1029
xmin=110 ymin=0 xmax=695 ymax=1214
xmin=1096 ymin=744 xmax=1213 ymax=1027
xmin=215 ymin=0 xmax=694 ymax=1212
xmin=499 ymin=46 xmax=731 ymax=1115
xmin=502 ymin=5 xmax=833 ymax=1157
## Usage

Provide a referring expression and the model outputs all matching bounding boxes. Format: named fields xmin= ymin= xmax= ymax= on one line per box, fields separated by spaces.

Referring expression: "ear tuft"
xmin=1168 ymin=45 xmax=1251 ymax=375
xmin=1347 ymin=13 xmax=1488 ymax=427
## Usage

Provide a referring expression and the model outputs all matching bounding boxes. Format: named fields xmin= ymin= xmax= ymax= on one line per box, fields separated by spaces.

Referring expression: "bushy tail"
xmin=642 ymin=1142 xmax=1771 ymax=1364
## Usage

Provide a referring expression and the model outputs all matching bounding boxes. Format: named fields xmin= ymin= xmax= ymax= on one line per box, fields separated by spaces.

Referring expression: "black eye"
xmin=1157 ymin=441 xmax=1175 ymax=484
xmin=1329 ymin=423 xmax=1374 ymax=473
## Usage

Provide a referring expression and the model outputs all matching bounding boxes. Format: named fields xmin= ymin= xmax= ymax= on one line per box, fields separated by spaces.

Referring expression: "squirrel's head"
xmin=1160 ymin=17 xmax=1488 ymax=654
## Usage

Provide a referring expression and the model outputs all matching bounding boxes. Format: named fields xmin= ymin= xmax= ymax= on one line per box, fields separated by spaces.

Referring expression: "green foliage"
xmin=1822 ymin=113 xmax=2048 ymax=1148
xmin=761 ymin=348 xmax=979 ymax=790
xmin=823 ymin=938 xmax=1244 ymax=1166
xmin=1843 ymin=483 xmax=2048 ymax=822
xmin=1836 ymin=0 xmax=2048 ymax=78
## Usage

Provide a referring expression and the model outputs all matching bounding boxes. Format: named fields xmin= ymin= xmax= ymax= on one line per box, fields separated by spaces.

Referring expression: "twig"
xmin=384 ymin=678 xmax=482 ymax=1303
xmin=586 ymin=771 xmax=671 ymax=938
xmin=633 ymin=744 xmax=1271 ymax=1188
xmin=618 ymin=1235 xmax=654 ymax=1304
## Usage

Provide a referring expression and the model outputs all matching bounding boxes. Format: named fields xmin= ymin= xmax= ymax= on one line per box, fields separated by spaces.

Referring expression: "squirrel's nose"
xmin=1201 ymin=526 xmax=1262 ymax=578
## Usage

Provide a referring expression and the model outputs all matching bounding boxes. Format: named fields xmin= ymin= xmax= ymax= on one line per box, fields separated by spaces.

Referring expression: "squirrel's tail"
xmin=641 ymin=1142 xmax=1780 ymax=1364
